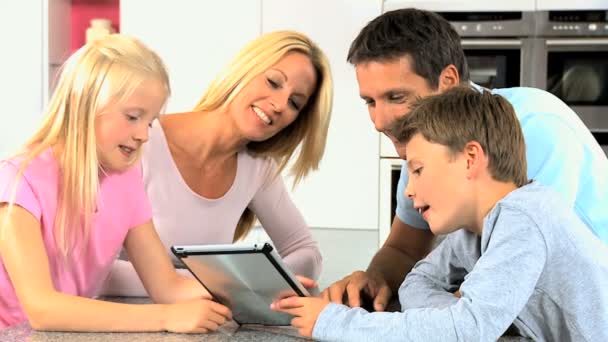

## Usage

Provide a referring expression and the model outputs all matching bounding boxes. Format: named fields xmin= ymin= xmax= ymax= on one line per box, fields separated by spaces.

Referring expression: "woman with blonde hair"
xmin=0 ymin=34 xmax=231 ymax=332
xmin=104 ymin=30 xmax=333 ymax=295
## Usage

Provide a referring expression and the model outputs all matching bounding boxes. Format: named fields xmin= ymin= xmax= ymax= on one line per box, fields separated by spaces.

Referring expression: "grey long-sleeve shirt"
xmin=313 ymin=183 xmax=608 ymax=341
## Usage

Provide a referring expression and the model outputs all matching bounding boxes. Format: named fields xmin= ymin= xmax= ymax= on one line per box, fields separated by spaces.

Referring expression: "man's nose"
xmin=371 ymin=103 xmax=390 ymax=132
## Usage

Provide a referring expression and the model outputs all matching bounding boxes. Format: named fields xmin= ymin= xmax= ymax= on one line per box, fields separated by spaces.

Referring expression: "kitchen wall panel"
xmin=263 ymin=0 xmax=382 ymax=230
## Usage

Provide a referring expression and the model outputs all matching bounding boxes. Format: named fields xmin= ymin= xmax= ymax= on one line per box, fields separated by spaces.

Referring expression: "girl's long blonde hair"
xmin=1 ymin=34 xmax=169 ymax=259
xmin=193 ymin=30 xmax=333 ymax=241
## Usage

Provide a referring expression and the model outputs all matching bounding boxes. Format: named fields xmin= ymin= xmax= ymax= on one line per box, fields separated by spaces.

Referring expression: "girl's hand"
xmin=270 ymin=296 xmax=329 ymax=338
xmin=164 ymin=298 xmax=232 ymax=333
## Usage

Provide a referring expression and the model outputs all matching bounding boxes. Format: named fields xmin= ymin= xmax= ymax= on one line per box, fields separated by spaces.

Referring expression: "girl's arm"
xmin=0 ymin=204 xmax=230 ymax=333
xmin=122 ymin=220 xmax=210 ymax=303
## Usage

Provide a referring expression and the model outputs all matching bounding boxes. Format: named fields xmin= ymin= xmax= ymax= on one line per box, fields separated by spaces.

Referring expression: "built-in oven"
xmin=529 ymin=10 xmax=608 ymax=155
xmin=379 ymin=158 xmax=403 ymax=248
xmin=438 ymin=11 xmax=537 ymax=88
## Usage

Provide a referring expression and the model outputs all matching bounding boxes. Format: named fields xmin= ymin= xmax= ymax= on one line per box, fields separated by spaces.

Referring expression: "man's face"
xmin=355 ymin=56 xmax=440 ymax=146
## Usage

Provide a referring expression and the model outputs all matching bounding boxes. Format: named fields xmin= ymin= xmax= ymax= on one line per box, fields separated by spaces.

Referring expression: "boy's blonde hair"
xmin=193 ymin=30 xmax=333 ymax=241
xmin=2 ymin=34 xmax=170 ymax=259
xmin=394 ymin=86 xmax=528 ymax=187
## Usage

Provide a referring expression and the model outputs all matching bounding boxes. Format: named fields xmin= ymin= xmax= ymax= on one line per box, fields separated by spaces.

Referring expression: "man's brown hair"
xmin=394 ymin=86 xmax=528 ymax=187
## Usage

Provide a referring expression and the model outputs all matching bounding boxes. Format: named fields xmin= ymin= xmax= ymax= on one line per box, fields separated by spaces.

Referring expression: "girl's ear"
xmin=463 ymin=141 xmax=487 ymax=179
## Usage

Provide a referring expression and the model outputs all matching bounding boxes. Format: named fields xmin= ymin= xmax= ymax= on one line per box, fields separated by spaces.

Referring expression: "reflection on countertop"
xmin=0 ymin=297 xmax=306 ymax=342
xmin=0 ymin=297 xmax=532 ymax=341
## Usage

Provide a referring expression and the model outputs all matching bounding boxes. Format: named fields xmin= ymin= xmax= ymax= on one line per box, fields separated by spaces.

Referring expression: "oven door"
xmin=540 ymin=38 xmax=608 ymax=132
xmin=595 ymin=132 xmax=608 ymax=157
xmin=461 ymin=39 xmax=523 ymax=88
xmin=379 ymin=158 xmax=403 ymax=248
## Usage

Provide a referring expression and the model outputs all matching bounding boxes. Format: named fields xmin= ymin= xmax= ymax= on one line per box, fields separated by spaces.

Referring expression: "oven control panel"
xmin=541 ymin=10 xmax=608 ymax=37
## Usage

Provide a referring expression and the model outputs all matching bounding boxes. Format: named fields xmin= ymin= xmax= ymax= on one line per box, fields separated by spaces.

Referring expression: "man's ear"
xmin=463 ymin=141 xmax=487 ymax=179
xmin=438 ymin=64 xmax=460 ymax=92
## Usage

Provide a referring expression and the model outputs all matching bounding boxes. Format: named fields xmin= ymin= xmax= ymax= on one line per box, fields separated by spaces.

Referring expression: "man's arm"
xmin=368 ymin=217 xmax=435 ymax=292
xmin=324 ymin=216 xmax=435 ymax=311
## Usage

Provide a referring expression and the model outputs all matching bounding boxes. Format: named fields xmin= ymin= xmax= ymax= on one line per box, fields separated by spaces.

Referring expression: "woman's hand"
xmin=164 ymin=298 xmax=232 ymax=334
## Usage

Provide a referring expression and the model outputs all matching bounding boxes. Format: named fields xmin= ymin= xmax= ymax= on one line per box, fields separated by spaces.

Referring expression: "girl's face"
xmin=95 ymin=79 xmax=166 ymax=172
xmin=229 ymin=51 xmax=317 ymax=142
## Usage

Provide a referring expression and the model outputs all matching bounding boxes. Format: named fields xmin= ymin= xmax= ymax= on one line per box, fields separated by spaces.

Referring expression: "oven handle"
xmin=546 ymin=38 xmax=608 ymax=46
xmin=461 ymin=39 xmax=522 ymax=47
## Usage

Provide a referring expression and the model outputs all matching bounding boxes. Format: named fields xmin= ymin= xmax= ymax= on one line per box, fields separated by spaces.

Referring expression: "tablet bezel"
xmin=171 ymin=243 xmax=310 ymax=325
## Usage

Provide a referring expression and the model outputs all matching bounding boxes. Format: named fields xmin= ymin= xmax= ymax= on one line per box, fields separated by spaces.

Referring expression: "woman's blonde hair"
xmin=1 ymin=34 xmax=170 ymax=259
xmin=192 ymin=30 xmax=333 ymax=241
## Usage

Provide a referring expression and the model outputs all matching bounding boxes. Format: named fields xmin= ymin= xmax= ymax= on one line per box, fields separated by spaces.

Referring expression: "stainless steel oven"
xmin=438 ymin=11 xmax=537 ymax=88
xmin=527 ymin=10 xmax=608 ymax=155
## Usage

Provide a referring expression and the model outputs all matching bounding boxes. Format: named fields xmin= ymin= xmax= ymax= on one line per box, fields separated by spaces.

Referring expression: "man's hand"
xmin=321 ymin=270 xmax=392 ymax=312
xmin=270 ymin=296 xmax=329 ymax=338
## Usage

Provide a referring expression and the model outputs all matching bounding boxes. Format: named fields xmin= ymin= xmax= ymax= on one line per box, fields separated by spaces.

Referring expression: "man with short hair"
xmin=325 ymin=7 xmax=608 ymax=312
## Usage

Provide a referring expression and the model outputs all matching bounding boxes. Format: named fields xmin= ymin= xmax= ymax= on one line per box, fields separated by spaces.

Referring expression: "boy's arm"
xmin=398 ymin=232 xmax=468 ymax=310
xmin=309 ymin=209 xmax=548 ymax=341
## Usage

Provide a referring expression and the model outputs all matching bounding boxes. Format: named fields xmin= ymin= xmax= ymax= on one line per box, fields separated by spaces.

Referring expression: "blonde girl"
xmin=0 ymin=34 xmax=231 ymax=333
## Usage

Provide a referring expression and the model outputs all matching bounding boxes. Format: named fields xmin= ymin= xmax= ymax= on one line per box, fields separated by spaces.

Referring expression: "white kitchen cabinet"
xmin=383 ymin=0 xmax=536 ymax=12
xmin=263 ymin=0 xmax=382 ymax=230
xmin=0 ymin=0 xmax=70 ymax=159
xmin=120 ymin=0 xmax=262 ymax=113
xmin=535 ymin=0 xmax=608 ymax=10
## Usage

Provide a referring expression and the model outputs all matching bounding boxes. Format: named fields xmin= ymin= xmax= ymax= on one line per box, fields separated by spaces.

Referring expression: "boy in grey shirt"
xmin=271 ymin=87 xmax=608 ymax=341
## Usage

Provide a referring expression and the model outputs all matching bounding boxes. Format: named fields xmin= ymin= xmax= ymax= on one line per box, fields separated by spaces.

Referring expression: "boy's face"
xmin=401 ymin=134 xmax=473 ymax=235
xmin=355 ymin=56 xmax=440 ymax=147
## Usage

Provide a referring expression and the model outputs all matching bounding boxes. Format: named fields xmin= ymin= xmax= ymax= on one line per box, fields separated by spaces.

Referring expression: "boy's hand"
xmin=270 ymin=296 xmax=330 ymax=338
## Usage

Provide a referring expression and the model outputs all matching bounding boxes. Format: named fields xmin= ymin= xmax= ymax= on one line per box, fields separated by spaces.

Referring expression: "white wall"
xmin=120 ymin=0 xmax=262 ymax=113
xmin=0 ymin=1 xmax=44 ymax=158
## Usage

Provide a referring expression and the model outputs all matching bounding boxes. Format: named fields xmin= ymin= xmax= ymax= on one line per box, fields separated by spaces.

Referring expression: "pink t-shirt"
xmin=0 ymin=149 xmax=152 ymax=329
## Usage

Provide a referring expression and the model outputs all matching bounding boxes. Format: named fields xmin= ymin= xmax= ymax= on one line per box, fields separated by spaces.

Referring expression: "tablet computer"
xmin=171 ymin=243 xmax=311 ymax=326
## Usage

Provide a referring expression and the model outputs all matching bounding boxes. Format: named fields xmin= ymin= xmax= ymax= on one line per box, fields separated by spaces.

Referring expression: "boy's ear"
xmin=464 ymin=141 xmax=487 ymax=179
xmin=438 ymin=64 xmax=460 ymax=92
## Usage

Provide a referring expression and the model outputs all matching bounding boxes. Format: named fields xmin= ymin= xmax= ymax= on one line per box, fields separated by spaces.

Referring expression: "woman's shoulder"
xmin=240 ymin=149 xmax=278 ymax=175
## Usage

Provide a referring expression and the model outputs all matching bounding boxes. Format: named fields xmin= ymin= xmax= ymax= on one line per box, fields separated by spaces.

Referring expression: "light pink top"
xmin=0 ymin=149 xmax=152 ymax=329
xmin=103 ymin=121 xmax=322 ymax=296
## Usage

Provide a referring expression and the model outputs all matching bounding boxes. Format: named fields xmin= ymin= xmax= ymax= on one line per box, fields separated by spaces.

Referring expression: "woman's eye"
xmin=126 ymin=114 xmax=138 ymax=121
xmin=413 ymin=167 xmax=423 ymax=175
xmin=267 ymin=78 xmax=280 ymax=88
xmin=289 ymin=99 xmax=301 ymax=111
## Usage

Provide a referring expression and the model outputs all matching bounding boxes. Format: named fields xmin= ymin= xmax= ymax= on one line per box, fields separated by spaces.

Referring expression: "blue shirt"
xmin=314 ymin=183 xmax=608 ymax=341
xmin=396 ymin=86 xmax=608 ymax=243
